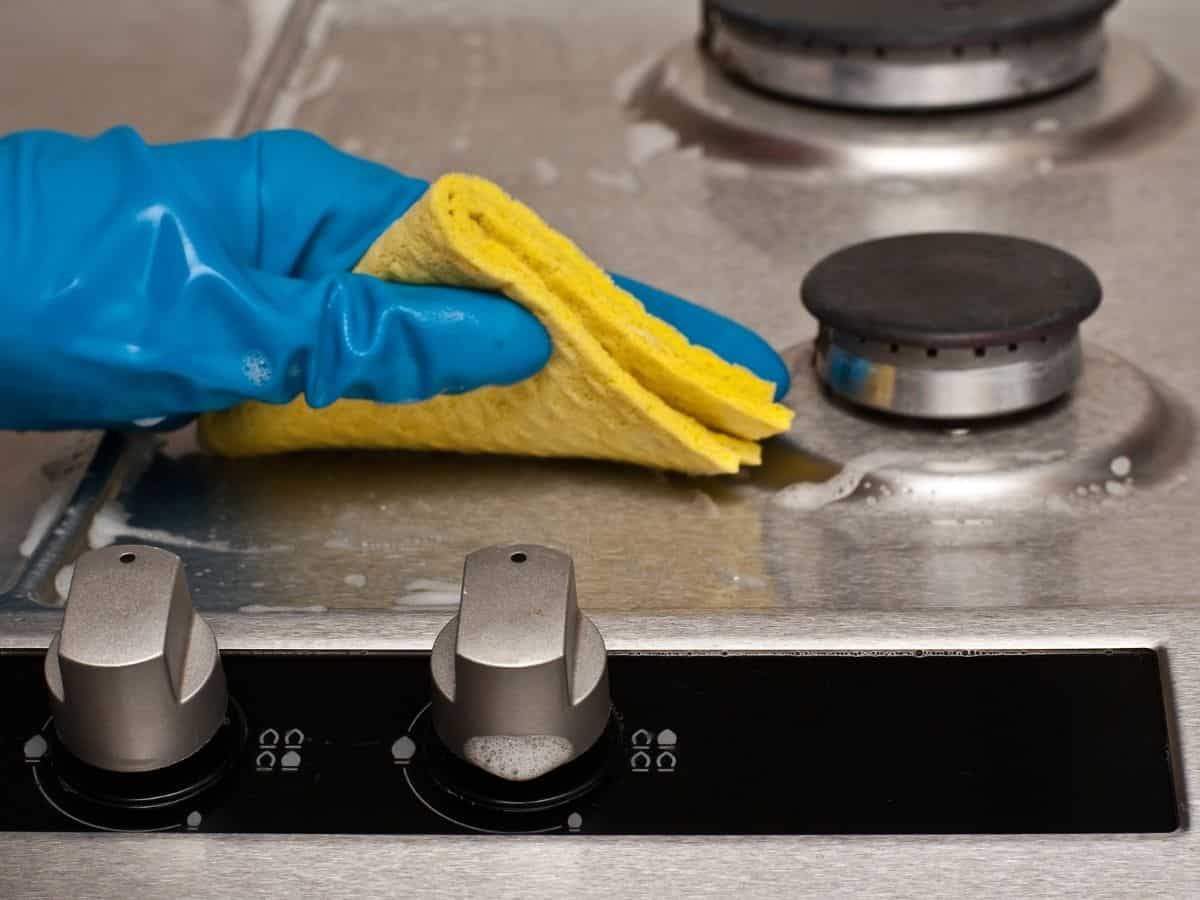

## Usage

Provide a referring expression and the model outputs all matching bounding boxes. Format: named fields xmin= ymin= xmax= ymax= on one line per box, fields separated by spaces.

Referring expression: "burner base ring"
xmin=630 ymin=34 xmax=1186 ymax=176
xmin=706 ymin=16 xmax=1107 ymax=111
xmin=814 ymin=327 xmax=1082 ymax=420
xmin=770 ymin=342 xmax=1191 ymax=509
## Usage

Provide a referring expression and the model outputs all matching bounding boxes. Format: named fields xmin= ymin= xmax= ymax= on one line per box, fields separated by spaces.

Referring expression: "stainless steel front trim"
xmin=707 ymin=17 xmax=1108 ymax=111
xmin=0 ymin=609 xmax=1195 ymax=898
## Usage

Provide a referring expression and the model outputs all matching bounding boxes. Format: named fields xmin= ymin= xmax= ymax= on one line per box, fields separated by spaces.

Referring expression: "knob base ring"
xmin=416 ymin=711 xmax=623 ymax=817
xmin=40 ymin=698 xmax=246 ymax=824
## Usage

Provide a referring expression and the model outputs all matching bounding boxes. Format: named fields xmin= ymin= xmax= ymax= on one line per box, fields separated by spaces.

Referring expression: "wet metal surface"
xmin=0 ymin=0 xmax=292 ymax=603
xmin=2 ymin=0 xmax=1200 ymax=618
xmin=641 ymin=34 xmax=1187 ymax=175
xmin=3 ymin=3 xmax=1200 ymax=896
xmin=0 ymin=0 xmax=290 ymax=140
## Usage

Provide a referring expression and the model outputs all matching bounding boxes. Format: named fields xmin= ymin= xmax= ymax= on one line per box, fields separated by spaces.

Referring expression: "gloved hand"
xmin=0 ymin=127 xmax=789 ymax=431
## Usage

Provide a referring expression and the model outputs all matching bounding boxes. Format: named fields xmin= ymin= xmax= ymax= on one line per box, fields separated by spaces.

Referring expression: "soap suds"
xmin=725 ymin=572 xmax=766 ymax=589
xmin=19 ymin=482 xmax=74 ymax=557
xmin=775 ymin=452 xmax=920 ymax=511
xmin=343 ymin=573 xmax=367 ymax=588
xmin=89 ymin=501 xmax=289 ymax=554
xmin=1105 ymin=480 xmax=1131 ymax=497
xmin=587 ymin=168 xmax=641 ymax=194
xmin=625 ymin=122 xmax=678 ymax=166
xmin=1044 ymin=495 xmax=1075 ymax=514
xmin=239 ymin=604 xmax=328 ymax=614
xmin=613 ymin=54 xmax=659 ymax=103
xmin=266 ymin=53 xmax=345 ymax=130
xmin=210 ymin=0 xmax=292 ymax=136
xmin=532 ymin=157 xmax=560 ymax=187
xmin=1110 ymin=456 xmax=1132 ymax=477
xmin=691 ymin=490 xmax=720 ymax=519
xmin=463 ymin=735 xmax=574 ymax=782
xmin=53 ymin=564 xmax=75 ymax=604
xmin=396 ymin=578 xmax=461 ymax=608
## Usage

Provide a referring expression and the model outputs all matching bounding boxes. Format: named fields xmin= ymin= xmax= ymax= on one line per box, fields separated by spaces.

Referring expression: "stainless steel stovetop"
xmin=2 ymin=0 xmax=1199 ymax=896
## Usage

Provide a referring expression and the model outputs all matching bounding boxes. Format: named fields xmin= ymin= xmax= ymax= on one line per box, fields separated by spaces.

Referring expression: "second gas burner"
xmin=802 ymin=233 xmax=1101 ymax=420
xmin=703 ymin=0 xmax=1116 ymax=111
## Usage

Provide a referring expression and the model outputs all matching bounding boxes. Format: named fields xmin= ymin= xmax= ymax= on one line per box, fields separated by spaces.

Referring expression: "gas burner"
xmin=703 ymin=0 xmax=1117 ymax=111
xmin=801 ymin=233 xmax=1101 ymax=420
xmin=768 ymin=232 xmax=1191 ymax=508
xmin=629 ymin=7 xmax=1183 ymax=176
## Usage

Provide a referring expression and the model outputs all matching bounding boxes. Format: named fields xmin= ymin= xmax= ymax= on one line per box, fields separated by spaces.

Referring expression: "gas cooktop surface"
xmin=2 ymin=1 xmax=1199 ymax=897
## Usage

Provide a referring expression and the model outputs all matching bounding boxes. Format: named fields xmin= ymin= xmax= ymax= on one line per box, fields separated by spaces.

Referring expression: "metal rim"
xmin=814 ymin=326 xmax=1083 ymax=420
xmin=631 ymin=34 xmax=1185 ymax=176
xmin=706 ymin=15 xmax=1108 ymax=111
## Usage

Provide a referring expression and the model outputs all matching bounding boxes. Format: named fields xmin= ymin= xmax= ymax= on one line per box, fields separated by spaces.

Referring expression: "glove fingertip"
xmin=612 ymin=273 xmax=792 ymax=400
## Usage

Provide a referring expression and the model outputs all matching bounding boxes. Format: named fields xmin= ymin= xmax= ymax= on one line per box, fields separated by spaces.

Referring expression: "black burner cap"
xmin=801 ymin=233 xmax=1102 ymax=348
xmin=705 ymin=0 xmax=1117 ymax=50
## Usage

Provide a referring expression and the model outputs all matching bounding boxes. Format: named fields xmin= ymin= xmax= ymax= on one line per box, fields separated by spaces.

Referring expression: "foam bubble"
xmin=19 ymin=483 xmax=74 ymax=557
xmin=463 ymin=735 xmax=574 ymax=782
xmin=531 ymin=157 xmax=560 ymax=187
xmin=625 ymin=122 xmax=678 ymax=166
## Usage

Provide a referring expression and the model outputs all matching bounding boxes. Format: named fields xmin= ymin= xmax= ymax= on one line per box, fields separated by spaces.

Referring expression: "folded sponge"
xmin=199 ymin=174 xmax=793 ymax=475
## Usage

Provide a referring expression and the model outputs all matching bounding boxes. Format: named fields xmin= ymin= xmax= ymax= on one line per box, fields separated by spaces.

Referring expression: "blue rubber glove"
xmin=0 ymin=127 xmax=789 ymax=431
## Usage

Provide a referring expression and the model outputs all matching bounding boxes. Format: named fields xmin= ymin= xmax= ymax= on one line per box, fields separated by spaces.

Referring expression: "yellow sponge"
xmin=199 ymin=175 xmax=793 ymax=475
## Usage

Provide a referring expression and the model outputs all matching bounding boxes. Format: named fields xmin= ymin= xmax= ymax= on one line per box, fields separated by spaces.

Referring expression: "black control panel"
xmin=0 ymin=650 xmax=1180 ymax=835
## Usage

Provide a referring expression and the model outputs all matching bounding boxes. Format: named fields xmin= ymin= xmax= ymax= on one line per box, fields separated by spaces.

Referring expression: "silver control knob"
xmin=44 ymin=545 xmax=227 ymax=773
xmin=431 ymin=545 xmax=610 ymax=782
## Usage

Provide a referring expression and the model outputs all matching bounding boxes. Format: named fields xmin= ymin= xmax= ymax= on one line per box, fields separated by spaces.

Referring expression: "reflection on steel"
xmin=637 ymin=35 xmax=1186 ymax=175
xmin=706 ymin=16 xmax=1108 ymax=111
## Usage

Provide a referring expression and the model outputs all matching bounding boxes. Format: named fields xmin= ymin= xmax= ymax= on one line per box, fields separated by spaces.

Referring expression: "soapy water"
xmin=531 ymin=157 xmax=560 ymax=187
xmin=18 ymin=483 xmax=75 ymax=558
xmin=1105 ymin=480 xmax=1132 ymax=497
xmin=53 ymin=564 xmax=75 ymax=605
xmin=613 ymin=54 xmax=660 ymax=104
xmin=463 ymin=734 xmax=574 ymax=782
xmin=88 ymin=501 xmax=291 ymax=555
xmin=586 ymin=168 xmax=641 ymax=195
xmin=239 ymin=604 xmax=328 ymax=614
xmin=774 ymin=452 xmax=922 ymax=511
xmin=395 ymin=579 xmax=461 ymax=609
xmin=625 ymin=122 xmax=678 ymax=167
xmin=210 ymin=0 xmax=292 ymax=137
xmin=691 ymin=490 xmax=720 ymax=519
xmin=266 ymin=53 xmax=345 ymax=130
xmin=772 ymin=446 xmax=1148 ymax=514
